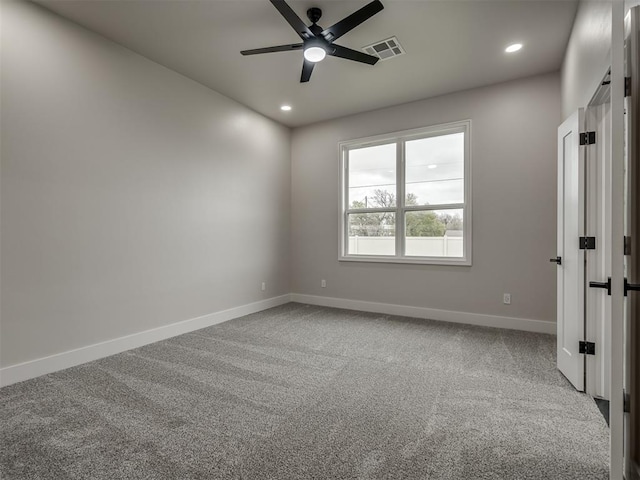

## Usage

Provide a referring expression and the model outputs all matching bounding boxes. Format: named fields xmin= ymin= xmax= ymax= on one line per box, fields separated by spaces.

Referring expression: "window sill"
xmin=338 ymin=255 xmax=472 ymax=266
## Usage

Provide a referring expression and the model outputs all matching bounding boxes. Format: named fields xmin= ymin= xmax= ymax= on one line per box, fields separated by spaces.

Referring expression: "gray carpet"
xmin=0 ymin=303 xmax=609 ymax=479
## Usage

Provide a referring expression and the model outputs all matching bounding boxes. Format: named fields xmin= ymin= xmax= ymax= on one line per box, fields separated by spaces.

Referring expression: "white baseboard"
xmin=0 ymin=294 xmax=291 ymax=388
xmin=290 ymin=293 xmax=556 ymax=335
xmin=1 ymin=293 xmax=555 ymax=388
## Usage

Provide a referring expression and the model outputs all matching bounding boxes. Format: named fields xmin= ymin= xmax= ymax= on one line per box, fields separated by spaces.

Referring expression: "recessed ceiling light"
xmin=505 ymin=43 xmax=523 ymax=53
xmin=280 ymin=105 xmax=292 ymax=111
xmin=427 ymin=164 xmax=438 ymax=169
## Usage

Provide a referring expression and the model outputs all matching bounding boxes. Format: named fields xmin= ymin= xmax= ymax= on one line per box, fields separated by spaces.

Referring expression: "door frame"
xmin=624 ymin=5 xmax=640 ymax=479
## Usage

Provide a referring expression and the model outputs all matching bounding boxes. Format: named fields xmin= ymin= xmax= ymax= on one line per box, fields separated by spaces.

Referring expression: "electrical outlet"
xmin=321 ymin=279 xmax=326 ymax=288
xmin=261 ymin=282 xmax=266 ymax=291
xmin=503 ymin=293 xmax=511 ymax=305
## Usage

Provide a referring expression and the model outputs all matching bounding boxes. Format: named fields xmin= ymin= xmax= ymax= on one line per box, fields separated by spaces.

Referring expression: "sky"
xmin=348 ymin=132 xmax=464 ymax=208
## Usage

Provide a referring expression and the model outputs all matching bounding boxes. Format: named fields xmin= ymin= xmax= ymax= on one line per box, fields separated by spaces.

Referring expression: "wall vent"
xmin=362 ymin=36 xmax=405 ymax=61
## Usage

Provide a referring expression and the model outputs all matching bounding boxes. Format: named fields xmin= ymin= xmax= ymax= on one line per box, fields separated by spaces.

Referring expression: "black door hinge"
xmin=579 ymin=341 xmax=596 ymax=355
xmin=579 ymin=236 xmax=596 ymax=249
xmin=625 ymin=236 xmax=632 ymax=256
xmin=589 ymin=277 xmax=611 ymax=295
xmin=625 ymin=278 xmax=640 ymax=296
xmin=580 ymin=131 xmax=596 ymax=145
xmin=625 ymin=392 xmax=631 ymax=413
xmin=625 ymin=77 xmax=631 ymax=97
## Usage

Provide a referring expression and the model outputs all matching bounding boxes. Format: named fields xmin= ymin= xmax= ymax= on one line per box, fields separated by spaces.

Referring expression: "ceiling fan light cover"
xmin=303 ymin=46 xmax=326 ymax=62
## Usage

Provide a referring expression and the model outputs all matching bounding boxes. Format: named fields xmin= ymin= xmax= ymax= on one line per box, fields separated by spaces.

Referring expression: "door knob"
xmin=550 ymin=256 xmax=562 ymax=265
xmin=589 ymin=277 xmax=612 ymax=295
xmin=625 ymin=278 xmax=640 ymax=296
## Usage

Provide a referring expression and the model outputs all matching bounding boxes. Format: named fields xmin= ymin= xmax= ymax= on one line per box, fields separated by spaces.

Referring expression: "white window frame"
xmin=339 ymin=120 xmax=472 ymax=266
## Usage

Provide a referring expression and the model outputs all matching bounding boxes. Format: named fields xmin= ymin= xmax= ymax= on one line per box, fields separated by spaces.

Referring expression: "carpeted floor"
xmin=1 ymin=303 xmax=609 ymax=479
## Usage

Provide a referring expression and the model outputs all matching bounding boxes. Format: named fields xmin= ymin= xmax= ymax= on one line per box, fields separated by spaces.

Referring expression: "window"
xmin=339 ymin=120 xmax=471 ymax=265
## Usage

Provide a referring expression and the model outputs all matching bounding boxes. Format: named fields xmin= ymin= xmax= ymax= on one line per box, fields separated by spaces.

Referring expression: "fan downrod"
xmin=306 ymin=7 xmax=322 ymax=24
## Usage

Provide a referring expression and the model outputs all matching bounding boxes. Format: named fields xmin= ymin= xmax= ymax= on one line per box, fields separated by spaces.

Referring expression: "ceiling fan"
xmin=240 ymin=0 xmax=384 ymax=83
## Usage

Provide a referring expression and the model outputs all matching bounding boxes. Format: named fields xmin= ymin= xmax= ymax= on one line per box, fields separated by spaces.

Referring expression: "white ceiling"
xmin=37 ymin=0 xmax=578 ymax=127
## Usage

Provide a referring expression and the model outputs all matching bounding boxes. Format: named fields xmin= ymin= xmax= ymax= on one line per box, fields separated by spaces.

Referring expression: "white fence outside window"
xmin=347 ymin=236 xmax=463 ymax=257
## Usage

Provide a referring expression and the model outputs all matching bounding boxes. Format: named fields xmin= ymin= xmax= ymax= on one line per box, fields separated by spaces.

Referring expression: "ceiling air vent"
xmin=362 ymin=36 xmax=405 ymax=61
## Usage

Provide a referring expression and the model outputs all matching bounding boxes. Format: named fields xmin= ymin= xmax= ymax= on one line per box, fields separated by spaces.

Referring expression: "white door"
xmin=557 ymin=108 xmax=586 ymax=391
xmin=585 ymin=101 xmax=612 ymax=400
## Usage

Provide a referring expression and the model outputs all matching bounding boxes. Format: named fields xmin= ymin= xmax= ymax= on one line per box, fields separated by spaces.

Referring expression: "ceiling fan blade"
xmin=241 ymin=43 xmax=303 ymax=55
xmin=300 ymin=59 xmax=315 ymax=83
xmin=329 ymin=44 xmax=379 ymax=65
xmin=321 ymin=0 xmax=384 ymax=42
xmin=270 ymin=0 xmax=314 ymax=39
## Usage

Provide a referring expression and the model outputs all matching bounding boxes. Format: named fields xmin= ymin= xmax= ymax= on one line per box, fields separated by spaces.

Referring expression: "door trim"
xmin=609 ymin=0 xmax=626 ymax=478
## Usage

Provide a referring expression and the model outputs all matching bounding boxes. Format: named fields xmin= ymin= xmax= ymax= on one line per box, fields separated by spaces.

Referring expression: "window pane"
xmin=405 ymin=132 xmax=464 ymax=206
xmin=348 ymin=143 xmax=396 ymax=209
xmin=347 ymin=212 xmax=395 ymax=256
xmin=405 ymin=209 xmax=463 ymax=257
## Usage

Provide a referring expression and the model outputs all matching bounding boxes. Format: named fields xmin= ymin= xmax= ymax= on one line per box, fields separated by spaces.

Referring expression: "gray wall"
xmin=1 ymin=0 xmax=291 ymax=367
xmin=561 ymin=1 xmax=612 ymax=118
xmin=291 ymin=72 xmax=561 ymax=324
